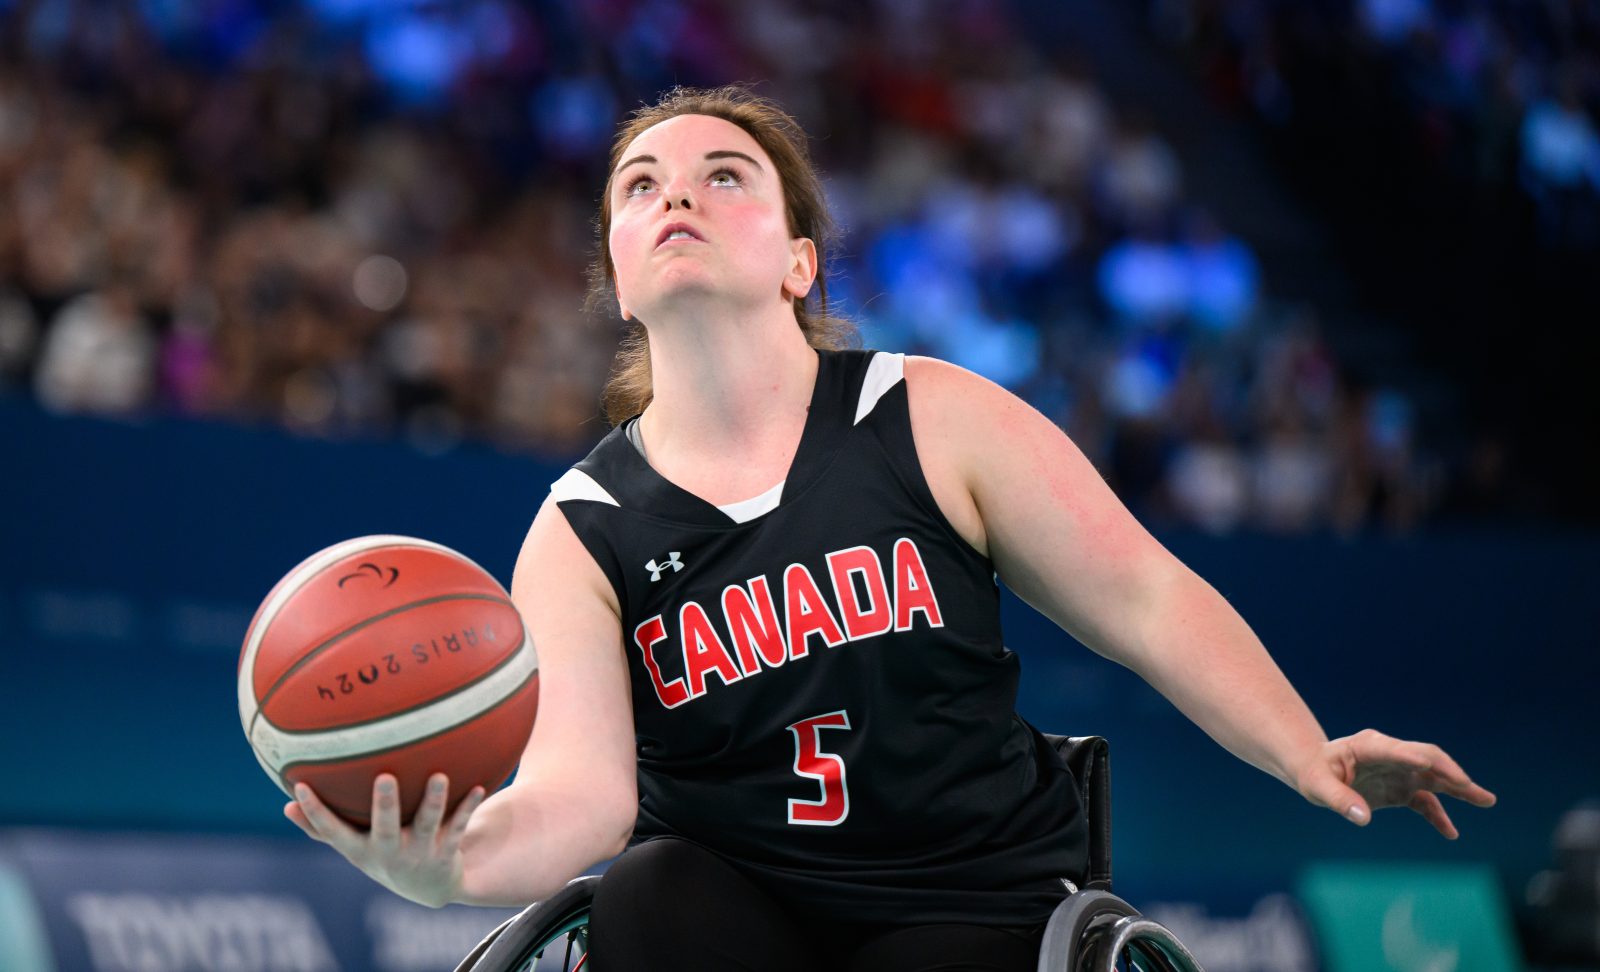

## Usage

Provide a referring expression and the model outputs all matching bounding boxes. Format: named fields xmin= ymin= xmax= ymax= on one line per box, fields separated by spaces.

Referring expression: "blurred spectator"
xmin=1168 ymin=421 xmax=1250 ymax=534
xmin=0 ymin=287 xmax=38 ymax=391
xmin=1333 ymin=387 xmax=1431 ymax=534
xmin=1029 ymin=61 xmax=1114 ymax=195
xmin=1096 ymin=113 xmax=1183 ymax=229
xmin=1105 ymin=327 xmax=1185 ymax=425
xmin=158 ymin=289 xmax=223 ymax=417
xmin=1097 ymin=225 xmax=1189 ymax=326
xmin=1359 ymin=0 xmax=1433 ymax=47
xmin=1525 ymin=801 xmax=1600 ymax=967
xmin=1180 ymin=208 xmax=1259 ymax=335
xmin=34 ymin=285 xmax=155 ymax=416
xmin=1097 ymin=209 xmax=1259 ymax=334
xmin=1251 ymin=408 xmax=1334 ymax=533
xmin=1520 ymin=76 xmax=1600 ymax=250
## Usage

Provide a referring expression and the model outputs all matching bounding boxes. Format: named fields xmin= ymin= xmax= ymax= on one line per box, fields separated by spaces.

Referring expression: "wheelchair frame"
xmin=454 ymin=735 xmax=1205 ymax=972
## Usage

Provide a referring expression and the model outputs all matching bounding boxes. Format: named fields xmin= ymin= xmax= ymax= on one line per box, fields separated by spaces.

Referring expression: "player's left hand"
xmin=1295 ymin=729 xmax=1497 ymax=838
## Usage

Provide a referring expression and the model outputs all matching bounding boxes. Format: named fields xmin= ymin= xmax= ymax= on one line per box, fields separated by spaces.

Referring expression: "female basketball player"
xmin=285 ymin=87 xmax=1496 ymax=970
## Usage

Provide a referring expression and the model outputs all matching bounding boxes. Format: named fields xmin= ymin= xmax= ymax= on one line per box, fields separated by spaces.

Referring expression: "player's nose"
xmin=660 ymin=171 xmax=696 ymax=211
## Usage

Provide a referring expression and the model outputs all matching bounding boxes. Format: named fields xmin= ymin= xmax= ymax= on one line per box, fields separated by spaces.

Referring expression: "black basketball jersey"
xmin=551 ymin=348 xmax=1086 ymax=926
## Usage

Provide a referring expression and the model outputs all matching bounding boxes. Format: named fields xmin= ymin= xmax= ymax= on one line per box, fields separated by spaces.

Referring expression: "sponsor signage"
xmin=0 ymin=830 xmax=521 ymax=972
xmin=1142 ymin=893 xmax=1318 ymax=972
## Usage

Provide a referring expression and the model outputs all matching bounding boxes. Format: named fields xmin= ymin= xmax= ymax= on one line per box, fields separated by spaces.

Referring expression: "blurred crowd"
xmin=1144 ymin=0 xmax=1600 ymax=252
xmin=0 ymin=0 xmax=1471 ymax=534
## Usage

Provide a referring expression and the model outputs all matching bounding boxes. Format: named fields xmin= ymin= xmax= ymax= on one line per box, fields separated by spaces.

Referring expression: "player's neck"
xmin=639 ymin=307 xmax=818 ymax=465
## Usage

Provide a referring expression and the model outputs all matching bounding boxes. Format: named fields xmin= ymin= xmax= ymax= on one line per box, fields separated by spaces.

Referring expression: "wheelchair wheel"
xmin=1037 ymin=889 xmax=1206 ymax=972
xmin=455 ymin=876 xmax=598 ymax=972
xmin=1038 ymin=889 xmax=1134 ymax=972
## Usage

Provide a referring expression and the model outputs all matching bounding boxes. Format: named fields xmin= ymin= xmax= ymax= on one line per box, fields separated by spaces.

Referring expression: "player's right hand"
xmin=1294 ymin=729 xmax=1496 ymax=838
xmin=284 ymin=772 xmax=486 ymax=908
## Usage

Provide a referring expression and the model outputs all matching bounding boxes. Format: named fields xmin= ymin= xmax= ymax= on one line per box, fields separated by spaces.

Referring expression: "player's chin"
xmin=651 ymin=258 xmax=721 ymax=285
xmin=636 ymin=276 xmax=735 ymax=316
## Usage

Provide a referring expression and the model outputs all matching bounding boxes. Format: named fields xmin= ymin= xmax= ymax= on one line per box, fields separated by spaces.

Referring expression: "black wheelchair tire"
xmin=464 ymin=875 xmax=600 ymax=972
xmin=452 ymin=913 xmax=517 ymax=972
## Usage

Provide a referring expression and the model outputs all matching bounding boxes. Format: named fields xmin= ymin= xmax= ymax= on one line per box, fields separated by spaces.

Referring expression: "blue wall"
xmin=2 ymin=398 xmax=1593 ymax=901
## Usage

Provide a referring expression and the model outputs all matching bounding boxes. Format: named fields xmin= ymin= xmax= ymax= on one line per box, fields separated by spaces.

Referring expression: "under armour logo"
xmin=646 ymin=552 xmax=685 ymax=582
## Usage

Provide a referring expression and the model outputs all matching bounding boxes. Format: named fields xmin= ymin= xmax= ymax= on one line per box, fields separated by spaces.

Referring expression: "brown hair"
xmin=586 ymin=85 xmax=857 ymax=425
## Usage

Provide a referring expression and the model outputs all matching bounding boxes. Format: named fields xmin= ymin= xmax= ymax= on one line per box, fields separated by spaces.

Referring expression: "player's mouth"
xmin=656 ymin=222 xmax=706 ymax=248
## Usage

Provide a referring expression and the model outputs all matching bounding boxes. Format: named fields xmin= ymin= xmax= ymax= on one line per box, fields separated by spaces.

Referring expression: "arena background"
xmin=1 ymin=1 xmax=1596 ymax=970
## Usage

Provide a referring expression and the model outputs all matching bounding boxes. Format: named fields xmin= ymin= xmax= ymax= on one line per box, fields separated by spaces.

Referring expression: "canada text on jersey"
xmin=633 ymin=537 xmax=945 ymax=709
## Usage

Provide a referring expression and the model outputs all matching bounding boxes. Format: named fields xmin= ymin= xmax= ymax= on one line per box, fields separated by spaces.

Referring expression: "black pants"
xmin=587 ymin=838 xmax=1045 ymax=971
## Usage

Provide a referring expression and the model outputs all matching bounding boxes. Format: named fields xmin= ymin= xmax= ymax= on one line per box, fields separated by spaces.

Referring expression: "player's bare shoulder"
xmin=900 ymin=355 xmax=1005 ymax=557
xmin=512 ymin=494 xmax=621 ymax=622
xmin=904 ymin=356 xmax=1037 ymax=441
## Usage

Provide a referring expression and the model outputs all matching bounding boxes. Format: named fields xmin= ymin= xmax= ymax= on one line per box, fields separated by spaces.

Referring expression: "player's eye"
xmin=708 ymin=167 xmax=742 ymax=187
xmin=623 ymin=174 xmax=655 ymax=196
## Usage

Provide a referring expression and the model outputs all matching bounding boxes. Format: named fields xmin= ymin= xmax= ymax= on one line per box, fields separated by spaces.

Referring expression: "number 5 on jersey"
xmin=786 ymin=710 xmax=851 ymax=826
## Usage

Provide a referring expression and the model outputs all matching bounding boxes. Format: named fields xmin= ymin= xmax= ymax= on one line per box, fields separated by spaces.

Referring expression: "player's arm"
xmin=452 ymin=495 xmax=639 ymax=905
xmin=903 ymin=355 xmax=1495 ymax=835
xmin=286 ymin=496 xmax=638 ymax=906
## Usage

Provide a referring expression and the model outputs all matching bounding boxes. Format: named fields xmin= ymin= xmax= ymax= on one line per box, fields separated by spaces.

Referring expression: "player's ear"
xmin=782 ymin=237 xmax=818 ymax=302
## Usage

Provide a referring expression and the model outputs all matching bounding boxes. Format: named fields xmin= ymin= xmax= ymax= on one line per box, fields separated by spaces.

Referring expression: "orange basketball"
xmin=238 ymin=535 xmax=538 ymax=826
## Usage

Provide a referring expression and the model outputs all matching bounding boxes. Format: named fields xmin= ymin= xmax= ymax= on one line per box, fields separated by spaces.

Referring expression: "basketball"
xmin=237 ymin=535 xmax=539 ymax=826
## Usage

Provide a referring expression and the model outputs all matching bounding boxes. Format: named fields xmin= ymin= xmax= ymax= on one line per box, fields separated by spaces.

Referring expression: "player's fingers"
xmin=1419 ymin=752 xmax=1497 ymax=806
xmin=1347 ymin=734 xmax=1496 ymax=803
xmin=1302 ymin=768 xmax=1371 ymax=826
xmin=1433 ymin=775 xmax=1498 ymax=807
xmin=440 ymin=787 xmax=486 ymax=857
xmin=1396 ymin=740 xmax=1478 ymax=781
xmin=1387 ymin=741 xmax=1496 ymax=806
xmin=283 ymin=801 xmax=325 ymax=843
xmin=1395 ymin=740 xmax=1442 ymax=771
xmin=370 ymin=775 xmax=402 ymax=852
xmin=294 ymin=783 xmax=359 ymax=851
xmin=1363 ymin=737 xmax=1486 ymax=796
xmin=1409 ymin=790 xmax=1458 ymax=839
xmin=1349 ymin=729 xmax=1428 ymax=768
xmin=412 ymin=774 xmax=449 ymax=842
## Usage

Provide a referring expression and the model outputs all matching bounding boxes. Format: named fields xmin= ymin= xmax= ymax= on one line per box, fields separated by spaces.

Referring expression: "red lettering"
xmin=722 ymin=577 xmax=787 ymax=676
xmin=633 ymin=616 xmax=689 ymax=708
xmin=787 ymin=710 xmax=852 ymax=826
xmin=679 ymin=601 xmax=742 ymax=698
xmin=893 ymin=538 xmax=944 ymax=630
xmin=826 ymin=546 xmax=893 ymax=641
xmin=783 ymin=564 xmax=847 ymax=659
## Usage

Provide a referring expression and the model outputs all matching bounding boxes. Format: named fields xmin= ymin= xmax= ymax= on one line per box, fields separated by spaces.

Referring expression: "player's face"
xmin=608 ymin=114 xmax=811 ymax=322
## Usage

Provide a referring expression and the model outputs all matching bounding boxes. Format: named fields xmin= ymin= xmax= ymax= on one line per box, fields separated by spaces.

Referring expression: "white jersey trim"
xmin=854 ymin=351 xmax=905 ymax=425
xmin=717 ymin=479 xmax=786 ymax=523
xmin=550 ymin=468 xmax=621 ymax=507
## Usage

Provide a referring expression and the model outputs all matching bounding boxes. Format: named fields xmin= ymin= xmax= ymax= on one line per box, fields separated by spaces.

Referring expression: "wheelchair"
xmin=454 ymin=736 xmax=1205 ymax=972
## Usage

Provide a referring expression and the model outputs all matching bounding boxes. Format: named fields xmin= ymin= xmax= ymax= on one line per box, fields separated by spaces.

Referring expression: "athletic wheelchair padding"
xmin=453 ymin=735 xmax=1205 ymax=972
